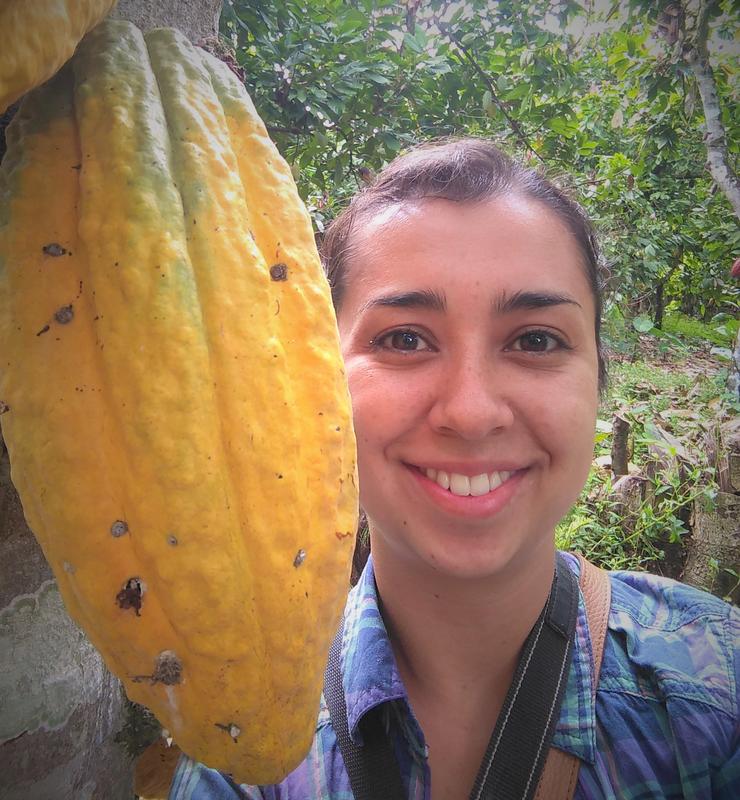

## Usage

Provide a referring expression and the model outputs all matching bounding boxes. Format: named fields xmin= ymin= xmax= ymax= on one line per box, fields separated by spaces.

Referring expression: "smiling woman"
xmin=336 ymin=195 xmax=599 ymax=590
xmin=170 ymin=139 xmax=739 ymax=800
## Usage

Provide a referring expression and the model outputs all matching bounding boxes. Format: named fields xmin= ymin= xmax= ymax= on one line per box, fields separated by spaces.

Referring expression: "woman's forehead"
xmin=347 ymin=195 xmax=588 ymax=290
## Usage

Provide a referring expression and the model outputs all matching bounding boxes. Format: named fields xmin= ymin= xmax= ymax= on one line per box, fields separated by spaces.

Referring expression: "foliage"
xmin=556 ymin=307 xmax=737 ymax=573
xmin=659 ymin=310 xmax=739 ymax=346
xmin=221 ymin=0 xmax=738 ymax=317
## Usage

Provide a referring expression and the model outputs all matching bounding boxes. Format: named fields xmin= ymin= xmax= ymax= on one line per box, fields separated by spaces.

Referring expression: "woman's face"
xmin=337 ymin=195 xmax=599 ymax=581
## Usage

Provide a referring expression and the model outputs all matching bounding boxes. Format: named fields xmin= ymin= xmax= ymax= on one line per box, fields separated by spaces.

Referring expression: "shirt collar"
xmin=339 ymin=551 xmax=598 ymax=764
xmin=341 ymin=554 xmax=407 ymax=740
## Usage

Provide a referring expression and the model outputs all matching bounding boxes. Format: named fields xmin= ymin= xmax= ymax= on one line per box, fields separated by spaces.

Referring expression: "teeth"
xmin=424 ymin=468 xmax=512 ymax=496
xmin=469 ymin=473 xmax=490 ymax=496
xmin=449 ymin=474 xmax=470 ymax=496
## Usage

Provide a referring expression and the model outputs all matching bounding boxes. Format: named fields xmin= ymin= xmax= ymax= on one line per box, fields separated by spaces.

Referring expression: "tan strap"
xmin=533 ymin=555 xmax=611 ymax=800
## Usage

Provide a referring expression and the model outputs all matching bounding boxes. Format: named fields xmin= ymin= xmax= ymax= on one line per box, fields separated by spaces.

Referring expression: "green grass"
xmin=659 ymin=311 xmax=738 ymax=348
xmin=602 ymin=361 xmax=694 ymax=416
xmin=602 ymin=305 xmax=738 ymax=354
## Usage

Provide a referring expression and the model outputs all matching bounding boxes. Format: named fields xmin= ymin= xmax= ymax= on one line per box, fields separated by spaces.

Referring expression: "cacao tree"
xmin=222 ymin=0 xmax=738 ymax=325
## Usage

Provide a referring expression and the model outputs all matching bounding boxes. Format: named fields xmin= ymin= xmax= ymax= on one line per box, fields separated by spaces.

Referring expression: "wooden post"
xmin=611 ymin=413 xmax=630 ymax=477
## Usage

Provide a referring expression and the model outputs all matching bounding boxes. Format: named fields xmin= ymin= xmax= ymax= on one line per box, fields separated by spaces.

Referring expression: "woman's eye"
xmin=373 ymin=329 xmax=432 ymax=352
xmin=511 ymin=330 xmax=564 ymax=353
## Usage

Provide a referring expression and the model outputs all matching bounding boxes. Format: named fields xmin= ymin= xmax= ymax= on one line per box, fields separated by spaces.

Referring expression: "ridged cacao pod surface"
xmin=0 ymin=19 xmax=357 ymax=784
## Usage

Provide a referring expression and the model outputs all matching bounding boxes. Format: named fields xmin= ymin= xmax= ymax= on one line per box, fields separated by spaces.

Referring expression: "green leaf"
xmin=482 ymin=90 xmax=495 ymax=117
xmin=403 ymin=31 xmax=424 ymax=54
xmin=632 ymin=315 xmax=654 ymax=333
xmin=364 ymin=71 xmax=392 ymax=86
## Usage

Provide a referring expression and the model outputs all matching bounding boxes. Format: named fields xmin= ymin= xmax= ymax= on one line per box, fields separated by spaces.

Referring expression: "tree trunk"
xmin=683 ymin=492 xmax=740 ymax=603
xmin=611 ymin=414 xmax=631 ymax=477
xmin=0 ymin=2 xmax=223 ymax=797
xmin=682 ymin=0 xmax=740 ymax=219
xmin=0 ymin=437 xmax=134 ymax=800
xmin=111 ymin=0 xmax=222 ymax=41
xmin=728 ymin=326 xmax=740 ymax=402
xmin=654 ymin=281 xmax=665 ymax=329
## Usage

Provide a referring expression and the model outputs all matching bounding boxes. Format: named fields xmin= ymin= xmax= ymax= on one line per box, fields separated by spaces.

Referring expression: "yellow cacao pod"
xmin=0 ymin=19 xmax=357 ymax=783
xmin=0 ymin=0 xmax=117 ymax=114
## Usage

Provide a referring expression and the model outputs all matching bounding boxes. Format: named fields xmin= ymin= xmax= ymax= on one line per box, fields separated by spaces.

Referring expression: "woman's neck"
xmin=370 ymin=539 xmax=556 ymax=705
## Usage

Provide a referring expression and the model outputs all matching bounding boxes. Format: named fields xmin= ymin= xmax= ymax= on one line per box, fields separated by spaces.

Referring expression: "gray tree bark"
xmin=111 ymin=0 xmax=222 ymax=41
xmin=683 ymin=492 xmax=740 ymax=603
xmin=682 ymin=0 xmax=740 ymax=219
xmin=0 ymin=437 xmax=134 ymax=800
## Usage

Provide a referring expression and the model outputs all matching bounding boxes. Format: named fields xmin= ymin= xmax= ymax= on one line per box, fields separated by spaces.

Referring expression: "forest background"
xmin=219 ymin=0 xmax=740 ymax=600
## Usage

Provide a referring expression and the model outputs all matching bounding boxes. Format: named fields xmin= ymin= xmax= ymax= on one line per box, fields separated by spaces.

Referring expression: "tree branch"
xmin=266 ymin=124 xmax=308 ymax=136
xmin=681 ymin=0 xmax=740 ymax=218
xmin=439 ymin=24 xmax=546 ymax=165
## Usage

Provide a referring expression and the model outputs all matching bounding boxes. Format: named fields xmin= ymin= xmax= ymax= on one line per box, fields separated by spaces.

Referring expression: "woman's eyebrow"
xmin=493 ymin=290 xmax=582 ymax=313
xmin=361 ymin=289 xmax=447 ymax=313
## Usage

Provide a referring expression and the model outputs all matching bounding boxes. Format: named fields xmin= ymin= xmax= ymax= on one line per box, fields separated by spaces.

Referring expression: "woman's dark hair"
xmin=321 ymin=137 xmax=608 ymax=390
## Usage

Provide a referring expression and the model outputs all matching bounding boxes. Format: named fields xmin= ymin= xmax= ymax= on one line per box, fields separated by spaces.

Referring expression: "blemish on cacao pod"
xmin=36 ymin=325 xmax=50 ymax=337
xmin=269 ymin=263 xmax=288 ymax=281
xmin=54 ymin=305 xmax=74 ymax=324
xmin=167 ymin=533 xmax=178 ymax=546
xmin=293 ymin=549 xmax=307 ymax=568
xmin=131 ymin=651 xmax=182 ymax=685
xmin=116 ymin=578 xmax=144 ymax=616
xmin=335 ymin=530 xmax=352 ymax=541
xmin=153 ymin=651 xmax=183 ymax=685
xmin=215 ymin=723 xmax=241 ymax=743
xmin=63 ymin=561 xmax=76 ymax=574
xmin=43 ymin=243 xmax=67 ymax=257
xmin=0 ymin=401 xmax=9 ymax=415
xmin=110 ymin=520 xmax=129 ymax=538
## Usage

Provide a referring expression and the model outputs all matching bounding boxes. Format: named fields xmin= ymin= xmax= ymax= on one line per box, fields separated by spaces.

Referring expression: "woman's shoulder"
xmin=601 ymin=567 xmax=738 ymax=717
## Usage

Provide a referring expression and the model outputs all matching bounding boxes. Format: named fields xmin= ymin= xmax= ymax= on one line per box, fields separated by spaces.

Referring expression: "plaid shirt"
xmin=170 ymin=552 xmax=739 ymax=799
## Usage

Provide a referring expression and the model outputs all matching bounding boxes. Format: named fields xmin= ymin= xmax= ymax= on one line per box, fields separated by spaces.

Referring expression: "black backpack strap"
xmin=469 ymin=553 xmax=579 ymax=800
xmin=323 ymin=623 xmax=406 ymax=800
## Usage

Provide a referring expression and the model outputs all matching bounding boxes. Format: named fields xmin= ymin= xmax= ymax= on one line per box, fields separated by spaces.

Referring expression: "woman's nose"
xmin=427 ymin=356 xmax=515 ymax=440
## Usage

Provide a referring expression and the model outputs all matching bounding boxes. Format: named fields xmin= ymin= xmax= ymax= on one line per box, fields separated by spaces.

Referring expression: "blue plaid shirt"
xmin=170 ymin=552 xmax=739 ymax=799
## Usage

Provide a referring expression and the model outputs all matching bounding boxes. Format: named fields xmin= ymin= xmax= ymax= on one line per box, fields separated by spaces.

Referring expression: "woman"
xmin=171 ymin=139 xmax=738 ymax=799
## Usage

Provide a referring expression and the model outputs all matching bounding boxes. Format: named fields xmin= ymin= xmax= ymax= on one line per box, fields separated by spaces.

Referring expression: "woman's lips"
xmin=405 ymin=463 xmax=527 ymax=519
